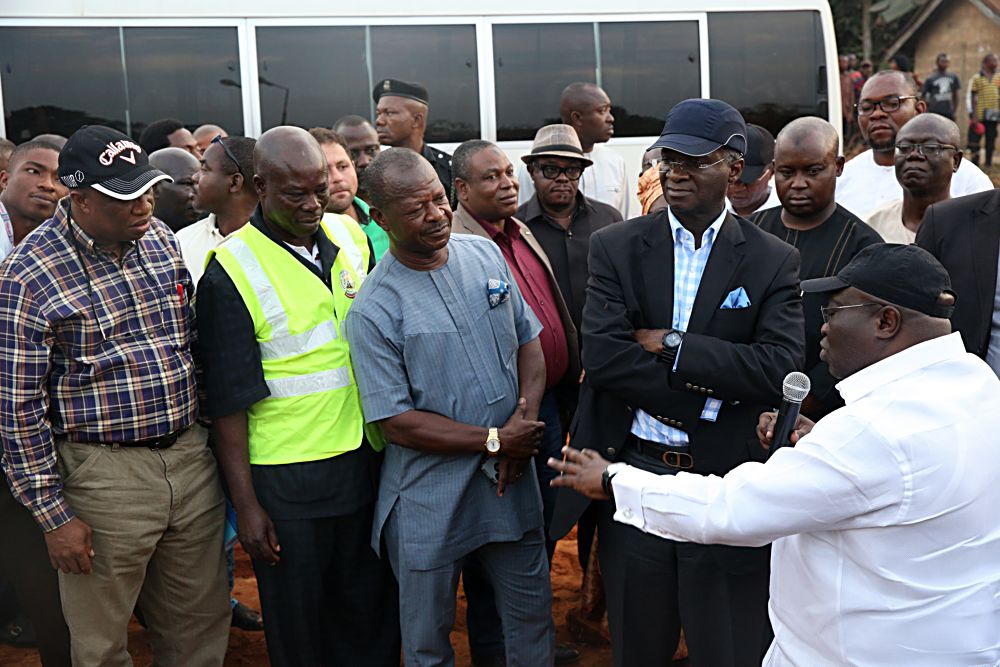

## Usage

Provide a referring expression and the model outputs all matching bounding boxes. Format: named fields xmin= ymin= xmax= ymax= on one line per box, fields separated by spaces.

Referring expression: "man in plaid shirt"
xmin=0 ymin=126 xmax=229 ymax=666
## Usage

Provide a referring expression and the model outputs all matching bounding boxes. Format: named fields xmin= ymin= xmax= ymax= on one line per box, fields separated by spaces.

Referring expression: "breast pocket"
xmin=710 ymin=306 xmax=757 ymax=343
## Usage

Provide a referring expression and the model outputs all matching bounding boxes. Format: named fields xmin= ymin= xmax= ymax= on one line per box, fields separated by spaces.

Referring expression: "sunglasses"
xmin=212 ymin=134 xmax=243 ymax=178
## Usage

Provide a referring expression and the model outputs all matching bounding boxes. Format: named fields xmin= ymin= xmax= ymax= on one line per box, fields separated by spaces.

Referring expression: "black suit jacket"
xmin=916 ymin=189 xmax=1000 ymax=360
xmin=550 ymin=210 xmax=805 ymax=540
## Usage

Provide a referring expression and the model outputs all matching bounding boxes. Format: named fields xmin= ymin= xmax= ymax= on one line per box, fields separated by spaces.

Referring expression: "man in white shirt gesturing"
xmin=550 ymin=243 xmax=1000 ymax=666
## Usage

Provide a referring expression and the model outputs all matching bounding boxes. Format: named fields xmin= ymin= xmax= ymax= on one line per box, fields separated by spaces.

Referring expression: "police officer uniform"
xmin=373 ymin=78 xmax=454 ymax=202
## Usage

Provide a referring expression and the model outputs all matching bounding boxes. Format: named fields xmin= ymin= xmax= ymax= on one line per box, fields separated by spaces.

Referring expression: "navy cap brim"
xmin=739 ymin=164 xmax=768 ymax=184
xmin=800 ymin=275 xmax=850 ymax=294
xmin=646 ymin=133 xmax=723 ymax=157
xmin=90 ymin=165 xmax=172 ymax=201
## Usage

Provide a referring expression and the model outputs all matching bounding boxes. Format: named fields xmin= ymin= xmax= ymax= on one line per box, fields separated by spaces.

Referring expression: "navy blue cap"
xmin=373 ymin=79 xmax=429 ymax=105
xmin=648 ymin=99 xmax=748 ymax=157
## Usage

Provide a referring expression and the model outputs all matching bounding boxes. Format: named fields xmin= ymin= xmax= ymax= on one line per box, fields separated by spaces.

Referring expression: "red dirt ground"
xmin=0 ymin=528 xmax=613 ymax=666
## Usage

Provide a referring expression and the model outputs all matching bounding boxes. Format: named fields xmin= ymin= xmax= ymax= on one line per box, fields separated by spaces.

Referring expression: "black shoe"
xmin=555 ymin=642 xmax=580 ymax=664
xmin=0 ymin=615 xmax=37 ymax=648
xmin=470 ymin=654 xmax=505 ymax=667
xmin=231 ymin=601 xmax=264 ymax=632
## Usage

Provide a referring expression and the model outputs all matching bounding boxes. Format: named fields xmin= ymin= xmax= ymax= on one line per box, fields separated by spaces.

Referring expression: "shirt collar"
xmin=836 ymin=332 xmax=967 ymax=404
xmin=462 ymin=204 xmax=519 ymax=241
xmin=352 ymin=197 xmax=371 ymax=226
xmin=667 ymin=206 xmax=727 ymax=247
xmin=520 ymin=191 xmax=588 ymax=226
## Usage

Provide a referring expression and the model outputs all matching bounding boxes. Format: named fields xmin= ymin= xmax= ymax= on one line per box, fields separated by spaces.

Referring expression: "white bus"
xmin=0 ymin=0 xmax=841 ymax=201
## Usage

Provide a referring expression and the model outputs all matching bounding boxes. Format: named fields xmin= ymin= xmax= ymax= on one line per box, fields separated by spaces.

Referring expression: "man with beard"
xmin=149 ymin=147 xmax=203 ymax=232
xmin=866 ymin=115 xmax=962 ymax=243
xmin=752 ymin=117 xmax=882 ymax=418
xmin=309 ymin=128 xmax=388 ymax=261
xmin=518 ymin=83 xmax=628 ymax=218
xmin=836 ymin=70 xmax=991 ymax=220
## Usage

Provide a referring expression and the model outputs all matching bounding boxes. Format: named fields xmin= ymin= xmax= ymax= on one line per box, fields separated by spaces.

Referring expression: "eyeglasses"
xmin=658 ymin=155 xmax=730 ymax=175
xmin=856 ymin=95 xmax=918 ymax=116
xmin=536 ymin=164 xmax=584 ymax=181
xmin=820 ymin=302 xmax=885 ymax=324
xmin=349 ymin=145 xmax=380 ymax=163
xmin=894 ymin=141 xmax=959 ymax=157
xmin=212 ymin=134 xmax=243 ymax=177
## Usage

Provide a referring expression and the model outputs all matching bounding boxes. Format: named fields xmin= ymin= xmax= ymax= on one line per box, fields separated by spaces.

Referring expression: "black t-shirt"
xmin=751 ymin=204 xmax=884 ymax=416
xmin=922 ymin=72 xmax=961 ymax=117
xmin=196 ymin=206 xmax=378 ymax=519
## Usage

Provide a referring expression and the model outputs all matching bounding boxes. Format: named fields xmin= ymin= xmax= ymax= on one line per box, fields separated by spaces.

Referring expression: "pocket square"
xmin=488 ymin=279 xmax=511 ymax=308
xmin=720 ymin=286 xmax=751 ymax=309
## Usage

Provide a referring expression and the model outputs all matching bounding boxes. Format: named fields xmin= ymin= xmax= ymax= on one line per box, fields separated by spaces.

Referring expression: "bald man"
xmin=197 ymin=126 xmax=399 ymax=667
xmin=518 ymin=82 xmax=629 ymax=218
xmin=867 ymin=115 xmax=962 ymax=243
xmin=193 ymin=124 xmax=228 ymax=155
xmin=836 ymin=70 xmax=992 ymax=219
xmin=752 ymin=117 xmax=883 ymax=418
xmin=149 ymin=147 xmax=203 ymax=232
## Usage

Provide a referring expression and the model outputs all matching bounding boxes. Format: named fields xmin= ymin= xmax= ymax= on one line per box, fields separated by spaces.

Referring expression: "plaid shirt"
xmin=0 ymin=199 xmax=198 ymax=531
xmin=631 ymin=208 xmax=725 ymax=446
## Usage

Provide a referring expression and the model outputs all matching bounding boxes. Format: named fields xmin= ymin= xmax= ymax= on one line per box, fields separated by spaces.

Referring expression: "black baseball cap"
xmin=739 ymin=124 xmax=775 ymax=184
xmin=373 ymin=79 xmax=429 ymax=105
xmin=801 ymin=244 xmax=956 ymax=318
xmin=648 ymin=98 xmax=747 ymax=157
xmin=59 ymin=125 xmax=171 ymax=200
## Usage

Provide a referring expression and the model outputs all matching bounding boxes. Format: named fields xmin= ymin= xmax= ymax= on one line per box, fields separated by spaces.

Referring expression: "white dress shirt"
xmin=518 ymin=143 xmax=629 ymax=219
xmin=613 ymin=333 xmax=1000 ymax=666
xmin=835 ymin=149 xmax=992 ymax=220
xmin=175 ymin=214 xmax=231 ymax=286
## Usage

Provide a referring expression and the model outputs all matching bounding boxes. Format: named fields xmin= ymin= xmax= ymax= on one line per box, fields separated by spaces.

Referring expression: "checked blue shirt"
xmin=630 ymin=208 xmax=725 ymax=446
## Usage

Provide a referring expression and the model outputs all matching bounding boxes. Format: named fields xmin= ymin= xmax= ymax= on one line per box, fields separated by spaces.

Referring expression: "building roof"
xmin=883 ymin=0 xmax=1000 ymax=62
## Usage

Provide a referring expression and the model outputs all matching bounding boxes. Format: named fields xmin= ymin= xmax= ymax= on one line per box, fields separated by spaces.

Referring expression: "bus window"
xmin=598 ymin=21 xmax=701 ymax=137
xmin=370 ymin=25 xmax=480 ymax=144
xmin=708 ymin=11 xmax=827 ymax=136
xmin=124 ymin=27 xmax=244 ymax=138
xmin=493 ymin=23 xmax=596 ymax=141
xmin=256 ymin=26 xmax=370 ymax=131
xmin=0 ymin=27 xmax=127 ymax=142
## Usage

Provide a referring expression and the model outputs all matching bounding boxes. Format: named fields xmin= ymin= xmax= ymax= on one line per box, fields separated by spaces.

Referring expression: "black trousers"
xmin=0 ymin=480 xmax=71 ymax=667
xmin=970 ymin=120 xmax=998 ymax=166
xmin=251 ymin=502 xmax=401 ymax=667
xmin=597 ymin=478 xmax=772 ymax=667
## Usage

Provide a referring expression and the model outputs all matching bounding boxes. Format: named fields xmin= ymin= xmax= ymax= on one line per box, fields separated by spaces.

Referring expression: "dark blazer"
xmin=550 ymin=210 xmax=804 ymax=540
xmin=916 ymin=189 xmax=1000 ymax=359
xmin=451 ymin=204 xmax=581 ymax=383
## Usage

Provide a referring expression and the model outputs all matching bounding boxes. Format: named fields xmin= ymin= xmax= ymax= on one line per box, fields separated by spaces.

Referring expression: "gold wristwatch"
xmin=485 ymin=427 xmax=501 ymax=456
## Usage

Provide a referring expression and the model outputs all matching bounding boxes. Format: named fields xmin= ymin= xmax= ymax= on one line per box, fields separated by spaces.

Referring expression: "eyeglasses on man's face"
xmin=856 ymin=95 xmax=918 ymax=116
xmin=536 ymin=164 xmax=584 ymax=181
xmin=658 ymin=155 xmax=730 ymax=175
xmin=894 ymin=141 xmax=959 ymax=158
xmin=820 ymin=302 xmax=885 ymax=324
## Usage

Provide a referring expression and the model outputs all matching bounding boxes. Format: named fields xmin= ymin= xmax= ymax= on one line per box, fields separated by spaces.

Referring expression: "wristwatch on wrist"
xmin=601 ymin=462 xmax=629 ymax=497
xmin=485 ymin=427 xmax=501 ymax=456
xmin=659 ymin=329 xmax=684 ymax=365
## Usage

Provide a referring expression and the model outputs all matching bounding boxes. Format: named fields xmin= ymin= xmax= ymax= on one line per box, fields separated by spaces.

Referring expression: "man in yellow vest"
xmin=196 ymin=126 xmax=400 ymax=667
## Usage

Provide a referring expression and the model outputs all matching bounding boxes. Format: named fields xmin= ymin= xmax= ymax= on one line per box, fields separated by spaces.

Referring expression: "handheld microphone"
xmin=768 ymin=372 xmax=811 ymax=457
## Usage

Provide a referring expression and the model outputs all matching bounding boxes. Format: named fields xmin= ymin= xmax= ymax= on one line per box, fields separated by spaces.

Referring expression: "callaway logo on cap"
xmin=59 ymin=125 xmax=173 ymax=200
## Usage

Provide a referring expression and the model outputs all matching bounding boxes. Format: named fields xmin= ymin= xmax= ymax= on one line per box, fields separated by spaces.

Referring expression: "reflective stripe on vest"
xmin=323 ymin=213 xmax=367 ymax=278
xmin=265 ymin=366 xmax=352 ymax=399
xmin=225 ymin=236 xmax=338 ymax=360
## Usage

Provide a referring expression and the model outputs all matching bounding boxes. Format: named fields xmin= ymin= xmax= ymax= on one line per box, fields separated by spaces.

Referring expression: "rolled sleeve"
xmin=345 ymin=310 xmax=414 ymax=423
xmin=0 ymin=274 xmax=74 ymax=532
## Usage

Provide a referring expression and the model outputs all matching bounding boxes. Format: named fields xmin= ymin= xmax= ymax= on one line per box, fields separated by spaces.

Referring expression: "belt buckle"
xmin=661 ymin=450 xmax=694 ymax=470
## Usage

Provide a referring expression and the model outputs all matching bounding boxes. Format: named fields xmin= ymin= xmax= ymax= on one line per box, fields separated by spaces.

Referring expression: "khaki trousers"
xmin=56 ymin=424 xmax=230 ymax=667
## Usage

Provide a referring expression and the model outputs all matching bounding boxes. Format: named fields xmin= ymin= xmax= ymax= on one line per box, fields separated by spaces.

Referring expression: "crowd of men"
xmin=0 ymin=59 xmax=999 ymax=667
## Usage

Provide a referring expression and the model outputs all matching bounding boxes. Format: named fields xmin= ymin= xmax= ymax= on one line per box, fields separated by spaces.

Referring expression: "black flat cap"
xmin=373 ymin=79 xmax=429 ymax=105
xmin=739 ymin=124 xmax=775 ymax=184
xmin=801 ymin=244 xmax=956 ymax=319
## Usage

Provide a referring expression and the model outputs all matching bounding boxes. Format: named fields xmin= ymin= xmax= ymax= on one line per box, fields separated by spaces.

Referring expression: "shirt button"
xmin=623 ymin=507 xmax=633 ymax=519
xmin=567 ymin=231 xmax=573 ymax=238
xmin=607 ymin=447 xmax=616 ymax=456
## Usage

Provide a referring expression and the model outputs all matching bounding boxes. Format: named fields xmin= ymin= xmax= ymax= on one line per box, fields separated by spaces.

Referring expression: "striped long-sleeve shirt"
xmin=0 ymin=199 xmax=198 ymax=532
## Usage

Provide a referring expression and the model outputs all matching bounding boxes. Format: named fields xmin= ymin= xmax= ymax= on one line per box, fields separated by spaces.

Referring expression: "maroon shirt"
xmin=467 ymin=209 xmax=569 ymax=388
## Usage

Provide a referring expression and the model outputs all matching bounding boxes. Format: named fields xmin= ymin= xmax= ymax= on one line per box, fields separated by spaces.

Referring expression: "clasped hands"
xmin=494 ymin=397 xmax=545 ymax=496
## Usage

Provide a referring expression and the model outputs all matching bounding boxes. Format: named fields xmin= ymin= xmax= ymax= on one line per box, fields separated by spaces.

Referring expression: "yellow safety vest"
xmin=208 ymin=216 xmax=374 ymax=465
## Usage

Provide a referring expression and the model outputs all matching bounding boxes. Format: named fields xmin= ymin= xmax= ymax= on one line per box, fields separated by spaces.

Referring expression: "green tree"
xmin=829 ymin=0 xmax=925 ymax=61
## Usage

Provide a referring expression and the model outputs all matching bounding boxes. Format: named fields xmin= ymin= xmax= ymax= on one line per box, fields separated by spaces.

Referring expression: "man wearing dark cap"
xmin=552 ymin=243 xmax=1000 ymax=666
xmin=548 ymin=98 xmax=804 ymax=667
xmin=727 ymin=123 xmax=776 ymax=217
xmin=372 ymin=78 xmax=453 ymax=201
xmin=0 ymin=125 xmax=230 ymax=665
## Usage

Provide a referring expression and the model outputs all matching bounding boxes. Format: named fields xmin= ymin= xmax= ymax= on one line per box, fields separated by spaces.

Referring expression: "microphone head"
xmin=782 ymin=371 xmax=811 ymax=403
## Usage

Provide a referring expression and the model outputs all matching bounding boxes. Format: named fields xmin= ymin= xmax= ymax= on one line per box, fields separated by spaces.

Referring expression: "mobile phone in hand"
xmin=480 ymin=457 xmax=500 ymax=485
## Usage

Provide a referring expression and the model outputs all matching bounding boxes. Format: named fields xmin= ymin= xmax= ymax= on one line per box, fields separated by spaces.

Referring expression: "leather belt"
xmin=73 ymin=427 xmax=188 ymax=450
xmin=630 ymin=436 xmax=695 ymax=470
